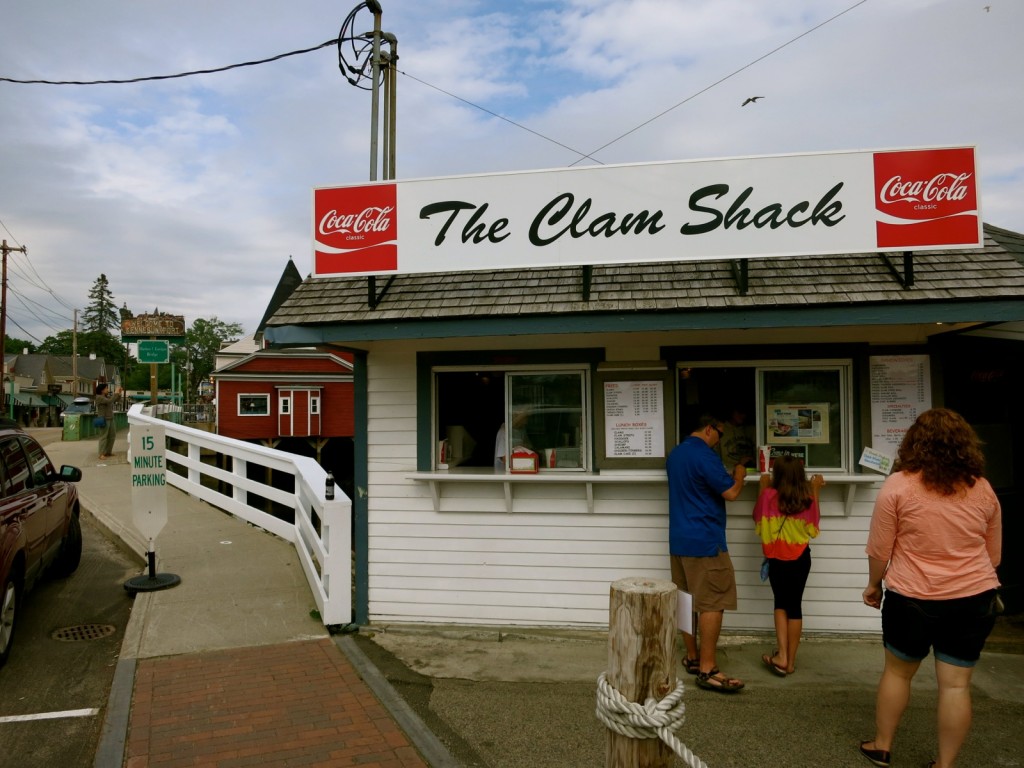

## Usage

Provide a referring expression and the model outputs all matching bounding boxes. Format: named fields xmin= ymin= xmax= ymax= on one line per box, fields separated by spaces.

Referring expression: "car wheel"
xmin=53 ymin=514 xmax=83 ymax=577
xmin=0 ymin=571 xmax=19 ymax=668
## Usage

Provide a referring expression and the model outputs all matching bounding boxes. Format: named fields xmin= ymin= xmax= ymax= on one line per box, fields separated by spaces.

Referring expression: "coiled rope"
xmin=595 ymin=672 xmax=708 ymax=768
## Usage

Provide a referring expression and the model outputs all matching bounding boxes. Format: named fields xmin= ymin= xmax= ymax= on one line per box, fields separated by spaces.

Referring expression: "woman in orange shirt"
xmin=753 ymin=455 xmax=824 ymax=676
xmin=860 ymin=408 xmax=1001 ymax=768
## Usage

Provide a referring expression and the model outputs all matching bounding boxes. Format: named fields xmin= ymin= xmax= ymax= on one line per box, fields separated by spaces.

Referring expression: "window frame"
xmin=238 ymin=393 xmax=270 ymax=417
xmin=431 ymin=362 xmax=592 ymax=473
xmin=676 ymin=358 xmax=854 ymax=473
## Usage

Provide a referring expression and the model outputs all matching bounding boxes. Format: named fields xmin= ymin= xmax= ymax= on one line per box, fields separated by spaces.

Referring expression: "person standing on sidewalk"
xmin=95 ymin=382 xmax=121 ymax=459
xmin=859 ymin=408 xmax=1002 ymax=768
xmin=666 ymin=413 xmax=747 ymax=693
xmin=753 ymin=454 xmax=824 ymax=677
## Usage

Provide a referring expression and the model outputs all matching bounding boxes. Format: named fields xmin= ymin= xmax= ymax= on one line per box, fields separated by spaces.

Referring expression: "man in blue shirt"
xmin=667 ymin=414 xmax=747 ymax=692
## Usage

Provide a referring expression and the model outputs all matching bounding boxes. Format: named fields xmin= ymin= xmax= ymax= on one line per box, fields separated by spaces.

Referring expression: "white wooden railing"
xmin=127 ymin=404 xmax=352 ymax=626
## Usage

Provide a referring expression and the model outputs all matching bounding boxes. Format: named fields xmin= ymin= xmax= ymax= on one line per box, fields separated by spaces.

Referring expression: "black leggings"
xmin=767 ymin=547 xmax=811 ymax=619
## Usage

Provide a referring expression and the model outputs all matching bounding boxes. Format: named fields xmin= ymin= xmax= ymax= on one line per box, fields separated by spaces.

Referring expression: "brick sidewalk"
xmin=124 ymin=638 xmax=427 ymax=768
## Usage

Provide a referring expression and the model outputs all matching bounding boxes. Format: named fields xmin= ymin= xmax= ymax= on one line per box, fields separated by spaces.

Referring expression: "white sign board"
xmin=131 ymin=424 xmax=168 ymax=542
xmin=869 ymin=354 xmax=932 ymax=455
xmin=603 ymin=380 xmax=665 ymax=458
xmin=313 ymin=146 xmax=981 ymax=277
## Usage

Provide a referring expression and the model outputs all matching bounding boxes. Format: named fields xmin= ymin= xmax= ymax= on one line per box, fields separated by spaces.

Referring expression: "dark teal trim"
xmin=265 ymin=299 xmax=1024 ymax=345
xmin=352 ymin=350 xmax=369 ymax=625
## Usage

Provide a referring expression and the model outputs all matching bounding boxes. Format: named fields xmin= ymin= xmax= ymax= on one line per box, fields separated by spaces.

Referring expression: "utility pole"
xmin=0 ymin=240 xmax=28 ymax=413
xmin=73 ymin=309 xmax=79 ymax=397
xmin=1 ymin=241 xmax=28 ymax=360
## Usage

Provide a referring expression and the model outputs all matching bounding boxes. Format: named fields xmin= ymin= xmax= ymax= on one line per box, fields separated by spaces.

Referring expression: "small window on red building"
xmin=239 ymin=394 xmax=269 ymax=416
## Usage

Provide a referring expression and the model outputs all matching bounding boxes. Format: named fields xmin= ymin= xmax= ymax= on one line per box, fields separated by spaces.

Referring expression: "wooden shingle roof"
xmin=265 ymin=224 xmax=1024 ymax=343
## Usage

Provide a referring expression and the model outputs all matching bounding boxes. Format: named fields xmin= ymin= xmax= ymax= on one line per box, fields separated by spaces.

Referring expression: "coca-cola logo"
xmin=318 ymin=206 xmax=394 ymax=237
xmin=314 ymin=184 xmax=398 ymax=274
xmin=878 ymin=172 xmax=971 ymax=206
xmin=873 ymin=148 xmax=979 ymax=249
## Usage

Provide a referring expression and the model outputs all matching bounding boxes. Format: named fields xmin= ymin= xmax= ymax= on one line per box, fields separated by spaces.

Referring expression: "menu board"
xmin=603 ymin=380 xmax=666 ymax=458
xmin=869 ymin=355 xmax=931 ymax=454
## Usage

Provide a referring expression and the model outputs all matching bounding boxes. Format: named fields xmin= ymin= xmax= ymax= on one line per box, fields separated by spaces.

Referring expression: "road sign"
xmin=131 ymin=424 xmax=168 ymax=542
xmin=137 ymin=339 xmax=170 ymax=364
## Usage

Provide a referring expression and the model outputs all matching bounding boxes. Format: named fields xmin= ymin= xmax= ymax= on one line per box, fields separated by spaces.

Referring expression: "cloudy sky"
xmin=1 ymin=0 xmax=1020 ymax=344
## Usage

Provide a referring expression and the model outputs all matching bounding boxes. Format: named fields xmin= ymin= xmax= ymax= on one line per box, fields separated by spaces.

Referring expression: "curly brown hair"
xmin=894 ymin=408 xmax=986 ymax=495
xmin=771 ymin=454 xmax=813 ymax=515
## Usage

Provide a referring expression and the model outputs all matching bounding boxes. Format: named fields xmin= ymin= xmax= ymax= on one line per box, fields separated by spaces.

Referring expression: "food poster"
xmin=766 ymin=403 xmax=829 ymax=444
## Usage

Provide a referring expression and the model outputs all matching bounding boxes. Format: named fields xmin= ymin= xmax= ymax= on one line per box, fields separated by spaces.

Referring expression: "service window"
xmin=676 ymin=360 xmax=852 ymax=472
xmin=434 ymin=367 xmax=589 ymax=471
xmin=238 ymin=394 xmax=269 ymax=416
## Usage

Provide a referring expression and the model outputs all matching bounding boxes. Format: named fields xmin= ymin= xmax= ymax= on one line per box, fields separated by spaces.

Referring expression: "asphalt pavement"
xmin=34 ymin=426 xmax=1024 ymax=768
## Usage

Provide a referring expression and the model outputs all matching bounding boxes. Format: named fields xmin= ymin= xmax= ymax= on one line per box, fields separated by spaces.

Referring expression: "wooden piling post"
xmin=606 ymin=576 xmax=678 ymax=768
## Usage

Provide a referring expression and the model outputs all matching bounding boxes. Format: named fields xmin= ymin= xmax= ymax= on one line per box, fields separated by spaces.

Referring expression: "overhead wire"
xmin=0 ymin=1 xmax=869 ymax=342
xmin=0 ymin=217 xmax=75 ymax=344
xmin=0 ymin=40 xmax=339 ymax=85
xmin=567 ymin=0 xmax=870 ymax=166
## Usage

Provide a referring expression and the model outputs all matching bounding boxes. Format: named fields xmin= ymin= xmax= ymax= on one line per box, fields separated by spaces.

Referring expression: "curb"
xmin=334 ymin=634 xmax=462 ymax=768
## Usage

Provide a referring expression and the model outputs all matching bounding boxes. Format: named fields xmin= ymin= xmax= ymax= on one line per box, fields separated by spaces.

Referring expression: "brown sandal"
xmin=695 ymin=670 xmax=744 ymax=692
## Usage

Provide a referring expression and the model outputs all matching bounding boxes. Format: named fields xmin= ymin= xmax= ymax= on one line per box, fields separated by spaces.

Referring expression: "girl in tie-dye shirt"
xmin=753 ymin=455 xmax=824 ymax=676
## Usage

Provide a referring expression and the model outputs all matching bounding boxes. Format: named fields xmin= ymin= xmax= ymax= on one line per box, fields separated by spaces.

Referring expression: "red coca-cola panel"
xmin=314 ymin=184 xmax=398 ymax=274
xmin=874 ymin=148 xmax=979 ymax=249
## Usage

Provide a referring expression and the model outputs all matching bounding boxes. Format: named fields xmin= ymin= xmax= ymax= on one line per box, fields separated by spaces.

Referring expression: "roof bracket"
xmin=880 ymin=250 xmax=915 ymax=289
xmin=730 ymin=258 xmax=749 ymax=295
xmin=367 ymin=275 xmax=396 ymax=309
xmin=581 ymin=265 xmax=593 ymax=301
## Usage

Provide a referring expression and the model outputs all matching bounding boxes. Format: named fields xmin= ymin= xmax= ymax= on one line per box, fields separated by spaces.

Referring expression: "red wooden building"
xmin=214 ymin=349 xmax=354 ymax=444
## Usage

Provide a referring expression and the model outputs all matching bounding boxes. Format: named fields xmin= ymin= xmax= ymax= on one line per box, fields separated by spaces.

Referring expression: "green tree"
xmin=38 ymin=329 xmax=128 ymax=366
xmin=174 ymin=317 xmax=244 ymax=395
xmin=4 ymin=336 xmax=35 ymax=354
xmin=81 ymin=274 xmax=120 ymax=334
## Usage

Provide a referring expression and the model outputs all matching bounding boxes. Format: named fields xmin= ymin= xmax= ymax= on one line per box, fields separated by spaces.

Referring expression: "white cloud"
xmin=0 ymin=0 xmax=1021 ymax=344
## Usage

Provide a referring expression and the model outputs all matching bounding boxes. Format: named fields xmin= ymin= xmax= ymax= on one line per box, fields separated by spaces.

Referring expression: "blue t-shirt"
xmin=666 ymin=436 xmax=736 ymax=556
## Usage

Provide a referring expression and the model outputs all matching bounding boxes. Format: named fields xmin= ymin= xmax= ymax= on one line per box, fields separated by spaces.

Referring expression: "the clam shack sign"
xmin=312 ymin=146 xmax=981 ymax=277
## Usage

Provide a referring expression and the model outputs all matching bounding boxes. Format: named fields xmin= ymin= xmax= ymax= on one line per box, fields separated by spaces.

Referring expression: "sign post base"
xmin=124 ymin=549 xmax=180 ymax=594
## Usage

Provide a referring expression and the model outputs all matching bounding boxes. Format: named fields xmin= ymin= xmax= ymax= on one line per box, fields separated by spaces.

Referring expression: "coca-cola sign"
xmin=312 ymin=147 xmax=981 ymax=278
xmin=874 ymin=148 xmax=979 ymax=248
xmin=314 ymin=184 xmax=397 ymax=274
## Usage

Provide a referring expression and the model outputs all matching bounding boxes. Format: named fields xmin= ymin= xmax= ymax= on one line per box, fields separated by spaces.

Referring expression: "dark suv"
xmin=0 ymin=429 xmax=83 ymax=667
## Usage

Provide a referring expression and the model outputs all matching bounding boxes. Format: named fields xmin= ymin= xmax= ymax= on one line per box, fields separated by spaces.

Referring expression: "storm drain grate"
xmin=51 ymin=624 xmax=117 ymax=642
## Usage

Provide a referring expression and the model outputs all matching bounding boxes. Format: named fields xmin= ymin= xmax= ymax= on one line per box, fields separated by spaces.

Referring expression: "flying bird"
xmin=741 ymin=96 xmax=764 ymax=106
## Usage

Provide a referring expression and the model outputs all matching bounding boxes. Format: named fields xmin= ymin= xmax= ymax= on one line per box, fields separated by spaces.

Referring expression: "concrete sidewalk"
xmin=40 ymin=430 xmax=450 ymax=768
xmin=37 ymin=429 xmax=1024 ymax=768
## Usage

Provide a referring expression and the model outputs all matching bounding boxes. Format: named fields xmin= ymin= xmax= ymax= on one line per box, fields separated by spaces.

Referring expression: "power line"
xmin=0 ymin=39 xmax=339 ymax=85
xmin=396 ymin=69 xmax=604 ymax=166
xmin=567 ymin=0 xmax=870 ymax=166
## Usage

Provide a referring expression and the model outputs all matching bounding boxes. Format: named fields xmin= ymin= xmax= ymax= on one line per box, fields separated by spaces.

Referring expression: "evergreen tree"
xmin=81 ymin=274 xmax=119 ymax=334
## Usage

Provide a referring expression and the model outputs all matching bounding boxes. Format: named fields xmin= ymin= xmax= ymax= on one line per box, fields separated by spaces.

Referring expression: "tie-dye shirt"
xmin=753 ymin=488 xmax=820 ymax=561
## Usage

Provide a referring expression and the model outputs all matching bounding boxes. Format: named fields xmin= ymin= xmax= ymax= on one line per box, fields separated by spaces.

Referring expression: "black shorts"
xmin=881 ymin=588 xmax=997 ymax=668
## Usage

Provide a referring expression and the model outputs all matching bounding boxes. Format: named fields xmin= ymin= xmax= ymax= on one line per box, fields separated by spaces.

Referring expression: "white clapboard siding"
xmin=364 ymin=347 xmax=882 ymax=632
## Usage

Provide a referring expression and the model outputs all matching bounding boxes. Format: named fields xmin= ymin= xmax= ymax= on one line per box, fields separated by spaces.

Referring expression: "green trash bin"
xmin=63 ymin=413 xmax=81 ymax=441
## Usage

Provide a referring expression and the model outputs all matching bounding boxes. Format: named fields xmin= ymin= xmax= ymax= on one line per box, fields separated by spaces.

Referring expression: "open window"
xmin=433 ymin=367 xmax=589 ymax=472
xmin=676 ymin=360 xmax=853 ymax=472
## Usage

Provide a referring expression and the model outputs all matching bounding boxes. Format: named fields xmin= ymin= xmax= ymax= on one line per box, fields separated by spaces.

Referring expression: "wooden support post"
xmin=607 ymin=576 xmax=678 ymax=768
